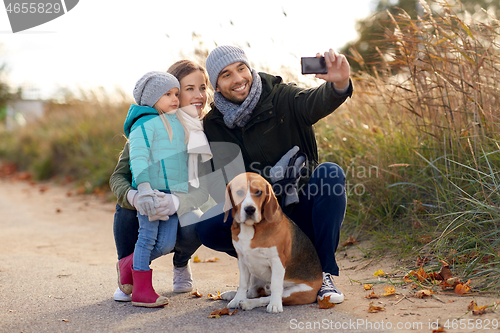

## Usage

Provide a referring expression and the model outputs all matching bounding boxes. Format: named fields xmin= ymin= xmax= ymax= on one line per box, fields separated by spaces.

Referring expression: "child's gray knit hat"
xmin=133 ymin=71 xmax=180 ymax=107
xmin=205 ymin=45 xmax=251 ymax=89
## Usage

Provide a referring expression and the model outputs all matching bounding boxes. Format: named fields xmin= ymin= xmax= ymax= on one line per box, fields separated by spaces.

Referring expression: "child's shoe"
xmin=131 ymin=269 xmax=169 ymax=308
xmin=116 ymin=253 xmax=134 ymax=295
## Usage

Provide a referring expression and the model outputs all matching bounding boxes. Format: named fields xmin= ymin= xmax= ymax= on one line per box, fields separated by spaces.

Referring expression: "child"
xmin=120 ymin=71 xmax=190 ymax=308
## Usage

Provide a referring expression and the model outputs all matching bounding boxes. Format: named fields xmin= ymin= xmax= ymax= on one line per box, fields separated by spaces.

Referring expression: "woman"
xmin=110 ymin=60 xmax=213 ymax=301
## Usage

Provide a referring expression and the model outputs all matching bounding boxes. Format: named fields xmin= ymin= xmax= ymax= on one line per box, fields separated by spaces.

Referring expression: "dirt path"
xmin=0 ymin=177 xmax=497 ymax=333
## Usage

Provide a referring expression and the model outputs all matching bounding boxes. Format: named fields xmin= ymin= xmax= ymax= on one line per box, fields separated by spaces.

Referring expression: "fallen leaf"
xmin=39 ymin=186 xmax=49 ymax=193
xmin=438 ymin=260 xmax=453 ymax=280
xmin=455 ymin=279 xmax=471 ymax=295
xmin=368 ymin=302 xmax=385 ymax=313
xmin=440 ymin=277 xmax=460 ymax=290
xmin=373 ymin=269 xmax=385 ymax=277
xmin=365 ymin=291 xmax=380 ymax=299
xmin=342 ymin=236 xmax=358 ymax=247
xmin=204 ymin=257 xmax=219 ymax=262
xmin=193 ymin=255 xmax=219 ymax=263
xmin=415 ymin=289 xmax=434 ymax=298
xmin=416 ymin=256 xmax=429 ymax=266
xmin=432 ymin=328 xmax=445 ymax=332
xmin=382 ymin=286 xmax=396 ymax=296
xmin=208 ymin=291 xmax=222 ymax=300
xmin=191 ymin=290 xmax=202 ymax=297
xmin=364 ymin=284 xmax=373 ymax=290
xmin=208 ymin=307 xmax=237 ymax=318
xmin=416 ymin=266 xmax=428 ymax=281
xmin=419 ymin=235 xmax=432 ymax=243
xmin=468 ymin=300 xmax=487 ymax=315
xmin=404 ymin=270 xmax=416 ymax=283
xmin=318 ymin=295 xmax=336 ymax=309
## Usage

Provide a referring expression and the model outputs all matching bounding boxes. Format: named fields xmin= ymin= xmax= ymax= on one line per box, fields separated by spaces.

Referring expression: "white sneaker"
xmin=173 ymin=262 xmax=193 ymax=293
xmin=113 ymin=287 xmax=132 ymax=302
xmin=317 ymin=272 xmax=344 ymax=304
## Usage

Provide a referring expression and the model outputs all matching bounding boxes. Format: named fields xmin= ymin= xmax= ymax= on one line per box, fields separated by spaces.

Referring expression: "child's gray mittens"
xmin=135 ymin=182 xmax=159 ymax=216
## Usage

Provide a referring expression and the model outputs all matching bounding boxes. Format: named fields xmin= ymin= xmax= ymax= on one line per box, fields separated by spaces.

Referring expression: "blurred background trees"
xmin=341 ymin=0 xmax=500 ymax=72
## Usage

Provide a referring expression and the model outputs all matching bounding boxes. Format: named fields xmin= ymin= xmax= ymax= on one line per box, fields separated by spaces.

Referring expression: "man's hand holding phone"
xmin=301 ymin=49 xmax=350 ymax=90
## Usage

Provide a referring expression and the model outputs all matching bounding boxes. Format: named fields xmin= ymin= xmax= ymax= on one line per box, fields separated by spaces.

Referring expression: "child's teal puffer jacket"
xmin=123 ymin=104 xmax=188 ymax=193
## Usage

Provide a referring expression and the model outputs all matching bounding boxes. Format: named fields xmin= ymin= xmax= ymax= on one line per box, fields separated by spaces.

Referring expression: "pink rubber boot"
xmin=116 ymin=253 xmax=133 ymax=295
xmin=131 ymin=269 xmax=169 ymax=308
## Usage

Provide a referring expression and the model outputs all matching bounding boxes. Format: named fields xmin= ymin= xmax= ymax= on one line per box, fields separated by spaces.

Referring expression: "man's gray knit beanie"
xmin=205 ymin=45 xmax=251 ymax=89
xmin=133 ymin=71 xmax=180 ymax=107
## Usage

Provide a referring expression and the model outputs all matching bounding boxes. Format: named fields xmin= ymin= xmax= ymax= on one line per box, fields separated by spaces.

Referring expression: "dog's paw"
xmin=220 ymin=290 xmax=237 ymax=301
xmin=266 ymin=301 xmax=283 ymax=313
xmin=228 ymin=297 xmax=245 ymax=309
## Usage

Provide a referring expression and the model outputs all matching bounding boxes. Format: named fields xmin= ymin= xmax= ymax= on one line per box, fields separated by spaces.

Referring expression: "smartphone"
xmin=301 ymin=57 xmax=328 ymax=74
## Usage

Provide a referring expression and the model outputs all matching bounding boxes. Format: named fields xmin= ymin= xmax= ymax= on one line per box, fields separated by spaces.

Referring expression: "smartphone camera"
xmin=301 ymin=57 xmax=328 ymax=74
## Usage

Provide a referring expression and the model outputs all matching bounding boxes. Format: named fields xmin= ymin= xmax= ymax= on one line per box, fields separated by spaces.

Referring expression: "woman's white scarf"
xmin=175 ymin=106 xmax=212 ymax=188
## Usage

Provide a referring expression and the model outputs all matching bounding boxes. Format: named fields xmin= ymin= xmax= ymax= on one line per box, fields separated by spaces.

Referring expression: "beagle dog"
xmin=222 ymin=172 xmax=323 ymax=313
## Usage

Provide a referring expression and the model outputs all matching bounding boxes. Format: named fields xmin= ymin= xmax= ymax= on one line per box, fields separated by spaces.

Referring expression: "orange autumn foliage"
xmin=382 ymin=286 xmax=396 ymax=296
xmin=368 ymin=302 xmax=385 ymax=313
xmin=468 ymin=300 xmax=487 ymax=315
xmin=208 ymin=308 xmax=238 ymax=318
xmin=318 ymin=295 xmax=336 ymax=309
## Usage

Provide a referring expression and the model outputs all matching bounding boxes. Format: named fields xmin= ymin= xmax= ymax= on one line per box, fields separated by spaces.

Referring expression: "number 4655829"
xmin=444 ymin=319 xmax=498 ymax=330
xmin=6 ymin=2 xmax=62 ymax=14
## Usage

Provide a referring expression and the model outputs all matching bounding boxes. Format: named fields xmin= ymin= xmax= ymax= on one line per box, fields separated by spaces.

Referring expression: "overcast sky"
xmin=0 ymin=0 xmax=375 ymax=99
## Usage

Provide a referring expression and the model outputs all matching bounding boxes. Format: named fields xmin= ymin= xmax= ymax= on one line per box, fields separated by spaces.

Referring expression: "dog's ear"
xmin=223 ymin=183 xmax=233 ymax=222
xmin=263 ymin=183 xmax=281 ymax=223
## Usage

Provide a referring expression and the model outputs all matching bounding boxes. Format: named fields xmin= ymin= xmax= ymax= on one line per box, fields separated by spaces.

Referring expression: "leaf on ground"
xmin=438 ymin=260 xmax=453 ymax=280
xmin=364 ymin=284 xmax=373 ymax=290
xmin=208 ymin=307 xmax=238 ymax=318
xmin=373 ymin=269 xmax=385 ymax=277
xmin=404 ymin=270 xmax=416 ymax=283
xmin=204 ymin=257 xmax=219 ymax=262
xmin=318 ymin=295 xmax=336 ymax=309
xmin=455 ymin=279 xmax=471 ymax=295
xmin=416 ymin=266 xmax=428 ymax=281
xmin=191 ymin=289 xmax=202 ymax=297
xmin=382 ymin=286 xmax=396 ymax=296
xmin=440 ymin=277 xmax=460 ymax=290
xmin=415 ymin=289 xmax=434 ymax=298
xmin=432 ymin=328 xmax=445 ymax=332
xmin=208 ymin=291 xmax=222 ymax=300
xmin=416 ymin=256 xmax=429 ymax=266
xmin=365 ymin=291 xmax=380 ymax=299
xmin=342 ymin=236 xmax=358 ymax=247
xmin=419 ymin=235 xmax=432 ymax=243
xmin=468 ymin=300 xmax=487 ymax=315
xmin=193 ymin=255 xmax=219 ymax=263
xmin=368 ymin=302 xmax=385 ymax=313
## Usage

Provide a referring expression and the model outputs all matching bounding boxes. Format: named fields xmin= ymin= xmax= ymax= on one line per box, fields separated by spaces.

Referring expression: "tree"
xmin=341 ymin=0 xmax=500 ymax=72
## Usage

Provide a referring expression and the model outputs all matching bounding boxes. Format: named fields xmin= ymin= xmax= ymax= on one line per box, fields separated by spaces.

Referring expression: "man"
xmin=196 ymin=45 xmax=353 ymax=304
